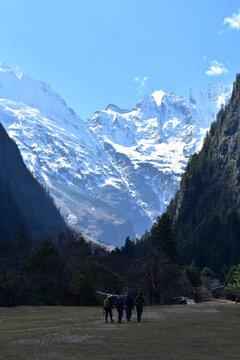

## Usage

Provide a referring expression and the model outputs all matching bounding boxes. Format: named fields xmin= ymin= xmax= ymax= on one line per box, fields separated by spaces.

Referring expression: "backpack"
xmin=103 ymin=298 xmax=109 ymax=309
xmin=116 ymin=297 xmax=123 ymax=309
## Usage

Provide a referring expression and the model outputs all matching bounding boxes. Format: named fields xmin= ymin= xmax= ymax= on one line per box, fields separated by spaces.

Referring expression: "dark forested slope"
xmin=0 ymin=123 xmax=67 ymax=241
xmin=167 ymin=74 xmax=240 ymax=271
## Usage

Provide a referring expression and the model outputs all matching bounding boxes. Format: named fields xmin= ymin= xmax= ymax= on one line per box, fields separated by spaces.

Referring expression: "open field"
xmin=0 ymin=301 xmax=240 ymax=360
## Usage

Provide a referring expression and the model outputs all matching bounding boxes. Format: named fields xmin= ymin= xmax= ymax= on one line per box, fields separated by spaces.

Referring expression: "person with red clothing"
xmin=116 ymin=295 xmax=125 ymax=323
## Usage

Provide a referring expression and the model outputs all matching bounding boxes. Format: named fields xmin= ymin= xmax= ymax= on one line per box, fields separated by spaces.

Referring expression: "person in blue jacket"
xmin=125 ymin=293 xmax=134 ymax=321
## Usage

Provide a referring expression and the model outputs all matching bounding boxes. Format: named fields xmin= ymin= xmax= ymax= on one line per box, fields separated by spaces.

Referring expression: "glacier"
xmin=0 ymin=63 xmax=232 ymax=246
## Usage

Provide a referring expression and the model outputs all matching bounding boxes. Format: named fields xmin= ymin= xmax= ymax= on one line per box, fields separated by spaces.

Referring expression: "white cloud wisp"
xmin=223 ymin=9 xmax=240 ymax=30
xmin=133 ymin=76 xmax=148 ymax=93
xmin=206 ymin=60 xmax=228 ymax=76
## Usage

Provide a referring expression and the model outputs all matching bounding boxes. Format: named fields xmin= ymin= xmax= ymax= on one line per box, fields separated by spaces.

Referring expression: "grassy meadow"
xmin=0 ymin=301 xmax=240 ymax=360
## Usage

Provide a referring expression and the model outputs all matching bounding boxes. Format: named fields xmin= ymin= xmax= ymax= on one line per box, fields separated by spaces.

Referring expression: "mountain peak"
xmin=105 ymin=104 xmax=130 ymax=114
xmin=152 ymin=90 xmax=166 ymax=105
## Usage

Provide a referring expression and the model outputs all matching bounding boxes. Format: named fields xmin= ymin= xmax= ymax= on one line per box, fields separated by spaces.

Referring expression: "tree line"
xmin=1 ymin=212 xmax=239 ymax=307
xmin=0 ymin=215 xmax=187 ymax=307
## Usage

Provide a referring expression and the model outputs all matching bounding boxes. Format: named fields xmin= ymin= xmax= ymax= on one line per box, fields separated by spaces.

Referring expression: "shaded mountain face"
xmin=167 ymin=74 xmax=240 ymax=271
xmin=0 ymin=63 xmax=232 ymax=246
xmin=0 ymin=123 xmax=67 ymax=241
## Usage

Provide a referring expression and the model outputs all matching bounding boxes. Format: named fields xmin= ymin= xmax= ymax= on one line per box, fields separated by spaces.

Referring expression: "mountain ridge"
xmin=0 ymin=63 xmax=233 ymax=245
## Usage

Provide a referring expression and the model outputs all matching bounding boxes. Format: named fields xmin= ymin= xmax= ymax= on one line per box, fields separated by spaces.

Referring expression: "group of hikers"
xmin=103 ymin=292 xmax=145 ymax=323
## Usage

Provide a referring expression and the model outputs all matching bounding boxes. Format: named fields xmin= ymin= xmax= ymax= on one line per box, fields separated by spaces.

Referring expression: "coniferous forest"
xmin=0 ymin=217 xmax=186 ymax=306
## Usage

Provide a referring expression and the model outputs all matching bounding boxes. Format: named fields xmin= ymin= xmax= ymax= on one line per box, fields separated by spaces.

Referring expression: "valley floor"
xmin=0 ymin=301 xmax=239 ymax=360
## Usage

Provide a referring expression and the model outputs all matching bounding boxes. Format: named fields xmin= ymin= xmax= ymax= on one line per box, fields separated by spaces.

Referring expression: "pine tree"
xmin=150 ymin=213 xmax=178 ymax=262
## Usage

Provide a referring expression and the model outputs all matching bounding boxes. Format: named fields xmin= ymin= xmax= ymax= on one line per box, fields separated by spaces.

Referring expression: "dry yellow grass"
xmin=0 ymin=301 xmax=239 ymax=360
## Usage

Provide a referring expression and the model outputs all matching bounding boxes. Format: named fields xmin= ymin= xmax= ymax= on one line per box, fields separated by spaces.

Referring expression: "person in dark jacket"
xmin=135 ymin=292 xmax=145 ymax=322
xmin=103 ymin=294 xmax=114 ymax=323
xmin=116 ymin=296 xmax=125 ymax=323
xmin=125 ymin=293 xmax=134 ymax=321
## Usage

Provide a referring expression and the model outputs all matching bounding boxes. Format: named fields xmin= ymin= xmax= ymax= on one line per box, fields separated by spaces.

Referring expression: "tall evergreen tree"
xmin=150 ymin=213 xmax=178 ymax=263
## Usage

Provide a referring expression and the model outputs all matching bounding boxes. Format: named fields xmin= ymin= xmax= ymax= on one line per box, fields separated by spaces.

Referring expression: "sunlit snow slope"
xmin=0 ymin=63 xmax=232 ymax=245
xmin=88 ymin=84 xmax=232 ymax=236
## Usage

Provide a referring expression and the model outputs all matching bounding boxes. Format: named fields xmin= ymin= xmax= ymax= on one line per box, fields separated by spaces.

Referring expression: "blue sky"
xmin=0 ymin=0 xmax=240 ymax=119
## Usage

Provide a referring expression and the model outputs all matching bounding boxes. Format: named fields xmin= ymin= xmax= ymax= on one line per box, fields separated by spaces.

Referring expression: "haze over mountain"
xmin=0 ymin=122 xmax=67 ymax=241
xmin=0 ymin=63 xmax=232 ymax=246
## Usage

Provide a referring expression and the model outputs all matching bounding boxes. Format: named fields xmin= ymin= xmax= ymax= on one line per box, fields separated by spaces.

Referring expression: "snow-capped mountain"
xmin=88 ymin=83 xmax=232 ymax=235
xmin=0 ymin=63 xmax=232 ymax=246
xmin=0 ymin=63 xmax=136 ymax=246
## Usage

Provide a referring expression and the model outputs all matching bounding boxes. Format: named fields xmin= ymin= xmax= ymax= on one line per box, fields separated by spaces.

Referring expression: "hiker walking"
xmin=116 ymin=295 xmax=125 ymax=323
xmin=125 ymin=293 xmax=134 ymax=321
xmin=135 ymin=292 xmax=144 ymax=322
xmin=103 ymin=294 xmax=114 ymax=323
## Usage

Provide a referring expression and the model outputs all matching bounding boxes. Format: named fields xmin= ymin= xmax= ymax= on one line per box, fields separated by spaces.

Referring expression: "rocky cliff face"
xmin=0 ymin=63 xmax=232 ymax=246
xmin=0 ymin=123 xmax=67 ymax=241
